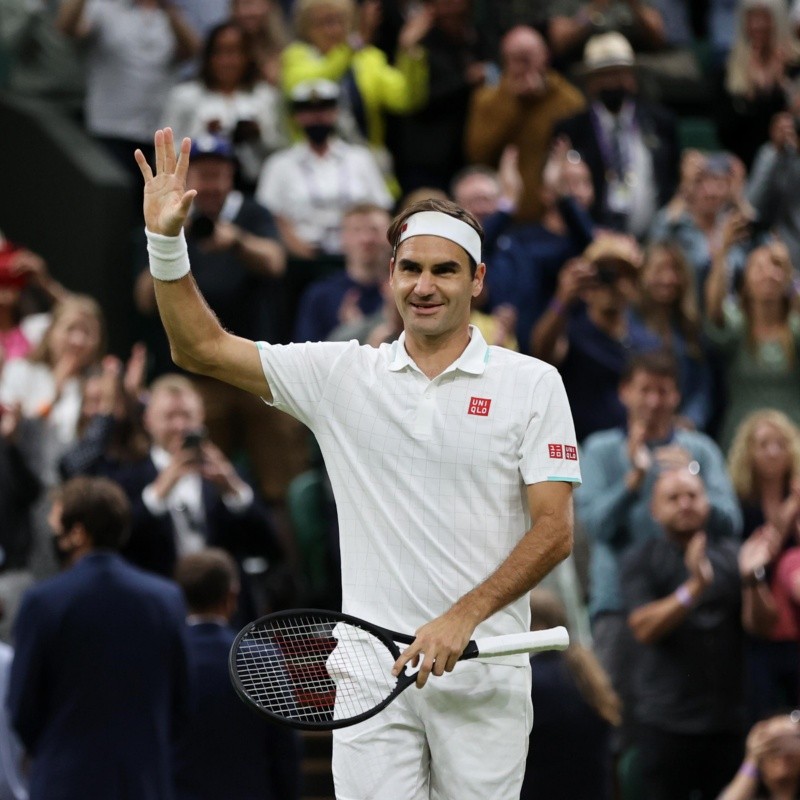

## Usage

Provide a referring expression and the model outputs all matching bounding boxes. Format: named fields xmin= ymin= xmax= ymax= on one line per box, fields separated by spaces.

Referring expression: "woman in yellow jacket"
xmin=282 ymin=0 xmax=431 ymax=195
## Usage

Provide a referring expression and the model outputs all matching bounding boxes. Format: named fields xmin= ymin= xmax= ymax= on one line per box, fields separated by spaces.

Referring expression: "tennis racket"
xmin=229 ymin=608 xmax=569 ymax=731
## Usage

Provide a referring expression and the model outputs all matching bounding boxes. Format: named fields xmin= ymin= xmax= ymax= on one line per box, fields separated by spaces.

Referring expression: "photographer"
xmin=108 ymin=375 xmax=283 ymax=596
xmin=531 ymin=233 xmax=663 ymax=441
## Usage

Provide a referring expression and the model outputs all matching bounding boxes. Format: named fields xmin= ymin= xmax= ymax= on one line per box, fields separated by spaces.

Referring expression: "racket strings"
xmin=234 ymin=615 xmax=398 ymax=724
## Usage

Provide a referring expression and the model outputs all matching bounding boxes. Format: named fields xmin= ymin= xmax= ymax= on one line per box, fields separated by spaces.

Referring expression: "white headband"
xmin=396 ymin=211 xmax=482 ymax=265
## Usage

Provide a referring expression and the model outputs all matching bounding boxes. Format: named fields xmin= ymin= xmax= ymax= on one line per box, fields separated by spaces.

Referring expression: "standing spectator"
xmin=531 ymin=233 xmax=660 ymax=440
xmin=521 ymin=588 xmax=620 ymax=800
xmin=631 ymin=242 xmax=713 ymax=431
xmin=575 ymin=351 xmax=742 ymax=737
xmin=255 ymin=79 xmax=393 ymax=259
xmin=729 ymin=409 xmax=800 ymax=721
xmin=392 ymin=0 xmax=495 ymax=193
xmin=465 ymin=25 xmax=585 ymax=222
xmin=705 ymin=234 xmax=800 ymax=453
xmin=294 ymin=203 xmax=391 ymax=342
xmin=553 ymin=32 xmax=680 ymax=238
xmin=715 ymin=0 xmax=800 ymax=170
xmin=108 ymin=375 xmax=283 ymax=591
xmin=163 ymin=22 xmax=288 ymax=191
xmin=747 ymin=111 xmax=800 ymax=274
xmin=7 ymin=477 xmax=191 ymax=800
xmin=231 ymin=0 xmax=289 ymax=87
xmin=621 ymin=468 xmax=753 ymax=800
xmin=56 ymin=0 xmax=200 ymax=186
xmin=173 ymin=549 xmax=301 ymax=800
xmin=281 ymin=0 xmax=431 ymax=194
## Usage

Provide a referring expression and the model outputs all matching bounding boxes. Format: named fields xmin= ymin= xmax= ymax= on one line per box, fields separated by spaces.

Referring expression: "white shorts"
xmin=332 ymin=660 xmax=533 ymax=800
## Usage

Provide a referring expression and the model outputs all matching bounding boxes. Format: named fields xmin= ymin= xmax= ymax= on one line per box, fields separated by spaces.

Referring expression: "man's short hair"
xmin=175 ymin=548 xmax=239 ymax=614
xmin=148 ymin=374 xmax=202 ymax=402
xmin=449 ymin=165 xmax=499 ymax=199
xmin=620 ymin=351 xmax=680 ymax=387
xmin=55 ymin=477 xmax=131 ymax=550
xmin=386 ymin=198 xmax=484 ymax=277
xmin=343 ymin=203 xmax=392 ymax=221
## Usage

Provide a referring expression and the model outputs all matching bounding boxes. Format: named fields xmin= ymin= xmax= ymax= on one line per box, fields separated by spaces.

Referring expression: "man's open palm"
xmin=135 ymin=128 xmax=196 ymax=237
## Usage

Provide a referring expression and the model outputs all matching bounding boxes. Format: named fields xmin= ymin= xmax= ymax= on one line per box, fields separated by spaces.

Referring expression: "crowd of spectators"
xmin=5 ymin=0 xmax=800 ymax=798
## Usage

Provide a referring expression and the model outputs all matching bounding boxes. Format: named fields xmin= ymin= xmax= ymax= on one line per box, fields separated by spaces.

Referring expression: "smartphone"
xmin=182 ymin=429 xmax=206 ymax=450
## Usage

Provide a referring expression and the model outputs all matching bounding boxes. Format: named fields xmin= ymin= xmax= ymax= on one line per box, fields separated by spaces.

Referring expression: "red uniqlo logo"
xmin=565 ymin=445 xmax=577 ymax=461
xmin=548 ymin=444 xmax=563 ymax=458
xmin=468 ymin=397 xmax=491 ymax=416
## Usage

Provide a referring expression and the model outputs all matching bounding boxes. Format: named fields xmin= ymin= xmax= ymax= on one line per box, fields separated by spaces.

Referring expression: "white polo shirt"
xmin=257 ymin=327 xmax=580 ymax=655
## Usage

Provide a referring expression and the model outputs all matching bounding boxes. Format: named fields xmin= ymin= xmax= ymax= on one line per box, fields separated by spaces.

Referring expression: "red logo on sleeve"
xmin=468 ymin=397 xmax=492 ymax=416
xmin=565 ymin=445 xmax=578 ymax=461
xmin=548 ymin=443 xmax=563 ymax=458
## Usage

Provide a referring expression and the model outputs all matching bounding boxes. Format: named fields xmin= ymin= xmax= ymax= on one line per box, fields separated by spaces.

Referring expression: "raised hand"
xmin=134 ymin=128 xmax=196 ymax=237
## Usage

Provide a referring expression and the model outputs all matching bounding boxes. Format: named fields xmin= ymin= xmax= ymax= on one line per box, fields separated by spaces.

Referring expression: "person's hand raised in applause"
xmin=685 ymin=531 xmax=714 ymax=589
xmin=135 ymin=128 xmax=196 ymax=238
xmin=738 ymin=523 xmax=781 ymax=580
xmin=0 ymin=402 xmax=22 ymax=443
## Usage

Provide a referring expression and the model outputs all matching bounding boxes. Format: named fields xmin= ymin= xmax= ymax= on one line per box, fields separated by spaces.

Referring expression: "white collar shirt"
xmin=256 ymin=327 xmax=580 ymax=661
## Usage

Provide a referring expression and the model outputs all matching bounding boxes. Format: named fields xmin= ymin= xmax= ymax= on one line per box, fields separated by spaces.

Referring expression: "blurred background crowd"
xmin=5 ymin=0 xmax=800 ymax=798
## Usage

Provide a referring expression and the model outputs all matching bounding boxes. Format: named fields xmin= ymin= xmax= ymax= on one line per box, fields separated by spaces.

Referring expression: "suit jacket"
xmin=107 ymin=457 xmax=283 ymax=578
xmin=7 ymin=552 xmax=191 ymax=800
xmin=173 ymin=622 xmax=301 ymax=800
xmin=553 ymin=100 xmax=679 ymax=229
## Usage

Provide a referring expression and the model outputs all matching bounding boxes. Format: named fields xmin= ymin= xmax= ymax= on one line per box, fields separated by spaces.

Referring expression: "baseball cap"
xmin=290 ymin=79 xmax=340 ymax=109
xmin=189 ymin=134 xmax=236 ymax=161
xmin=580 ymin=32 xmax=636 ymax=74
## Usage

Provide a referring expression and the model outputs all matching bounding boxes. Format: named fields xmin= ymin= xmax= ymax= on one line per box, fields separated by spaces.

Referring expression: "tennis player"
xmin=137 ymin=128 xmax=581 ymax=800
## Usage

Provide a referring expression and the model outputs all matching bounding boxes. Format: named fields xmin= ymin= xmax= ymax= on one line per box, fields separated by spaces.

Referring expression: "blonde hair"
xmin=294 ymin=0 xmax=354 ymax=43
xmin=529 ymin=589 xmax=621 ymax=727
xmin=637 ymin=242 xmax=703 ymax=359
xmin=740 ymin=241 xmax=796 ymax=366
xmin=29 ymin=294 xmax=106 ymax=368
xmin=727 ymin=409 xmax=800 ymax=500
xmin=726 ymin=0 xmax=800 ymax=96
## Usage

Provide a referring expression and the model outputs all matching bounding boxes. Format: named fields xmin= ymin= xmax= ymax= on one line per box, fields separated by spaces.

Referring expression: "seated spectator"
xmin=621 ymin=468 xmax=756 ymax=800
xmin=0 ymin=0 xmax=84 ymax=119
xmin=553 ymin=32 xmax=680 ymax=238
xmin=281 ymin=0 xmax=431 ymax=194
xmin=163 ymin=22 xmax=288 ymax=191
xmin=729 ymin=410 xmax=800 ymax=722
xmin=546 ymin=0 xmax=666 ymax=71
xmin=109 ymin=375 xmax=284 ymax=594
xmin=718 ymin=712 xmax=800 ymax=800
xmin=391 ymin=0 xmax=495 ymax=193
xmin=532 ymin=233 xmax=662 ymax=440
xmin=631 ymin=242 xmax=713 ymax=431
xmin=255 ymin=79 xmax=393 ymax=259
xmin=294 ymin=203 xmax=391 ymax=342
xmin=58 ymin=348 xmax=150 ymax=481
xmin=464 ymin=25 xmax=585 ymax=223
xmin=56 ymin=0 xmax=200 ymax=185
xmin=173 ymin=549 xmax=302 ymax=800
xmin=747 ymin=111 xmax=800 ymax=274
xmin=575 ymin=351 xmax=741 ymax=742
xmin=450 ymin=146 xmax=523 ymax=261
xmin=649 ymin=150 xmax=752 ymax=297
xmin=488 ymin=139 xmax=595 ymax=355
xmin=705 ymin=235 xmax=800 ymax=452
xmin=715 ymin=0 xmax=800 ymax=170
xmin=521 ymin=587 xmax=620 ymax=800
xmin=231 ymin=0 xmax=290 ymax=86
xmin=328 ymin=277 xmax=404 ymax=346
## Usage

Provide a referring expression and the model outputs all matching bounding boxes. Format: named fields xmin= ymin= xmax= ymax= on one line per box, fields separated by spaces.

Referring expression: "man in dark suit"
xmin=7 ymin=476 xmax=191 ymax=800
xmin=553 ymin=31 xmax=679 ymax=239
xmin=174 ymin=548 xmax=302 ymax=800
xmin=108 ymin=374 xmax=283 ymax=596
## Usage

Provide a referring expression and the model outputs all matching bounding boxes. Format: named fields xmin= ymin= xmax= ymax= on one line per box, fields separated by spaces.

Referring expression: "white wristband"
xmin=146 ymin=228 xmax=191 ymax=282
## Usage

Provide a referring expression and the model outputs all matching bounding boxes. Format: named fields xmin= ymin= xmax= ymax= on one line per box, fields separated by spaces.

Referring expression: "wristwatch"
xmin=743 ymin=565 xmax=767 ymax=587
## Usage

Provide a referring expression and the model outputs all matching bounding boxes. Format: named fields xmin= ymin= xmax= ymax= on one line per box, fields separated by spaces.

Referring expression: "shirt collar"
xmin=387 ymin=325 xmax=490 ymax=375
xmin=151 ymin=445 xmax=171 ymax=471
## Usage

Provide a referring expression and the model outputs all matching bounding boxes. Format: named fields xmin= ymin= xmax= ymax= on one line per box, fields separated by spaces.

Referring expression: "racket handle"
xmin=469 ymin=626 xmax=570 ymax=658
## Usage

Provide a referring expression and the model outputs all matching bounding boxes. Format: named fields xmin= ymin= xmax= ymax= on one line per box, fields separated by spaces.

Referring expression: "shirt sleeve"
xmin=519 ymin=367 xmax=582 ymax=486
xmin=256 ymin=340 xmax=356 ymax=429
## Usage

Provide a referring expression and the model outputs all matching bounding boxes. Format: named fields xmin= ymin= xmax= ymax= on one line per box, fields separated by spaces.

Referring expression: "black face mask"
xmin=302 ymin=123 xmax=334 ymax=146
xmin=598 ymin=87 xmax=629 ymax=114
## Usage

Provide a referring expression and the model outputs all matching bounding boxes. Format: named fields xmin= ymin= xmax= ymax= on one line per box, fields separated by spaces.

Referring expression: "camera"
xmin=182 ymin=429 xmax=207 ymax=451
